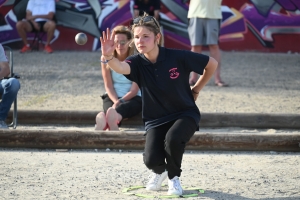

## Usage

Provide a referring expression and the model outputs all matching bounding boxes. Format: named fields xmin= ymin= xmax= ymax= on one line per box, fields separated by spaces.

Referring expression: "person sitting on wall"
xmin=0 ymin=44 xmax=20 ymax=129
xmin=16 ymin=0 xmax=56 ymax=53
xmin=95 ymin=25 xmax=142 ymax=131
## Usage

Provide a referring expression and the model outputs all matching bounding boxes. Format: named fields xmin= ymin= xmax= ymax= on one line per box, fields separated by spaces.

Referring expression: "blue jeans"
xmin=0 ymin=78 xmax=20 ymax=121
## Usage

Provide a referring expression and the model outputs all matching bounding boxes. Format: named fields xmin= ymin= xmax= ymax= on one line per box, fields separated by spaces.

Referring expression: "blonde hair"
xmin=112 ymin=25 xmax=134 ymax=58
xmin=131 ymin=13 xmax=162 ymax=46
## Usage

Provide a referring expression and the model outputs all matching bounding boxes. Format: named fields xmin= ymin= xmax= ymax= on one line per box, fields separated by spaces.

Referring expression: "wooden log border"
xmin=0 ymin=130 xmax=299 ymax=152
xmin=8 ymin=110 xmax=300 ymax=129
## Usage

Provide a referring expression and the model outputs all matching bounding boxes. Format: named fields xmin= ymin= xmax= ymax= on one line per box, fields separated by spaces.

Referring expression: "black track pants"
xmin=143 ymin=116 xmax=198 ymax=179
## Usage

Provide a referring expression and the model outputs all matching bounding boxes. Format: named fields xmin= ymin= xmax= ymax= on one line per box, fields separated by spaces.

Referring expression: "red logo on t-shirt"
xmin=169 ymin=68 xmax=179 ymax=79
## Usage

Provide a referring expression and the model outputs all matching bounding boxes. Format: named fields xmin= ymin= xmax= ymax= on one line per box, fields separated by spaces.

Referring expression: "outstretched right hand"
xmin=100 ymin=28 xmax=117 ymax=57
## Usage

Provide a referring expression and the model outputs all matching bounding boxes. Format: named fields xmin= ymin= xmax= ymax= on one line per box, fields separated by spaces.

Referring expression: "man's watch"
xmin=119 ymin=98 xmax=125 ymax=103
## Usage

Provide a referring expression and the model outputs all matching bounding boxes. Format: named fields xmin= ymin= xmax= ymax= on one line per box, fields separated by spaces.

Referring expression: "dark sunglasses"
xmin=133 ymin=16 xmax=159 ymax=29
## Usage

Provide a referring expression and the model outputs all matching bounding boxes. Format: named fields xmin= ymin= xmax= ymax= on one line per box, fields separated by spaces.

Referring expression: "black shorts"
xmin=101 ymin=94 xmax=142 ymax=119
xmin=28 ymin=20 xmax=47 ymax=32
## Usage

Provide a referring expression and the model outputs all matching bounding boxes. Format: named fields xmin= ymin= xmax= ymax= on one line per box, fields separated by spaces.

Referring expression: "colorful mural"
xmin=0 ymin=0 xmax=299 ymax=52
xmin=221 ymin=0 xmax=300 ymax=52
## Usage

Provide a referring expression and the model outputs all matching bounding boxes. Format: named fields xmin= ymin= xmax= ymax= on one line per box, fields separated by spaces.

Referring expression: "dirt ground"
xmin=11 ymin=50 xmax=300 ymax=114
xmin=1 ymin=50 xmax=299 ymax=200
xmin=0 ymin=149 xmax=299 ymax=200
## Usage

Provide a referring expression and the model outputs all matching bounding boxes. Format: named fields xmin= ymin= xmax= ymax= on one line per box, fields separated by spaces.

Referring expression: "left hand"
xmin=28 ymin=16 xmax=35 ymax=21
xmin=112 ymin=100 xmax=122 ymax=109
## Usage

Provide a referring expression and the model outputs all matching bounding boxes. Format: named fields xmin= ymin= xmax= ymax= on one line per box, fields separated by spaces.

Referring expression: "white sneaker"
xmin=146 ymin=171 xmax=168 ymax=191
xmin=168 ymin=176 xmax=183 ymax=195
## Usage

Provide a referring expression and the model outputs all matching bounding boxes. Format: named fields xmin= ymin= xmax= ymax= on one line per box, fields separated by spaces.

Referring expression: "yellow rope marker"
xmin=122 ymin=185 xmax=205 ymax=198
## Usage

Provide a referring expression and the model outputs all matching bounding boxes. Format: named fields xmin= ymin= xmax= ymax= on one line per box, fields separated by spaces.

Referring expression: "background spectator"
xmin=95 ymin=25 xmax=142 ymax=131
xmin=0 ymin=44 xmax=20 ymax=129
xmin=187 ymin=0 xmax=227 ymax=87
xmin=133 ymin=0 xmax=164 ymax=46
xmin=16 ymin=0 xmax=56 ymax=53
xmin=133 ymin=0 xmax=160 ymax=21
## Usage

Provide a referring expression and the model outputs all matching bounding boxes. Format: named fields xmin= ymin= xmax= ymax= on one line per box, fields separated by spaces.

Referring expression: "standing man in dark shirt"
xmin=133 ymin=0 xmax=164 ymax=46
xmin=134 ymin=0 xmax=160 ymax=21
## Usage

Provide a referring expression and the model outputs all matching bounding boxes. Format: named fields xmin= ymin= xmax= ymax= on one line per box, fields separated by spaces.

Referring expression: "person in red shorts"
xmin=16 ymin=0 xmax=56 ymax=53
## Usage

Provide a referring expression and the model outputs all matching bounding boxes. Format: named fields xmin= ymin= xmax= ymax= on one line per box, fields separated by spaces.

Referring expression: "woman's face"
xmin=114 ymin=33 xmax=129 ymax=56
xmin=133 ymin=26 xmax=158 ymax=54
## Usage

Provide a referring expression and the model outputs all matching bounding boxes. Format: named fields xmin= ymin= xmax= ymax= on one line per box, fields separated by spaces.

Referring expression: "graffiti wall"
xmin=0 ymin=0 xmax=300 ymax=52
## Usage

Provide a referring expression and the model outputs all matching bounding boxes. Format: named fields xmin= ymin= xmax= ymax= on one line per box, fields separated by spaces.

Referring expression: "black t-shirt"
xmin=124 ymin=47 xmax=209 ymax=130
xmin=134 ymin=0 xmax=160 ymax=17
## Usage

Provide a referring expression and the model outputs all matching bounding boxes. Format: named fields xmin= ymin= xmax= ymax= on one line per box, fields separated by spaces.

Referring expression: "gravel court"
xmin=2 ymin=123 xmax=300 ymax=199
xmin=2 ymin=50 xmax=299 ymax=199
xmin=0 ymin=149 xmax=299 ymax=200
xmin=11 ymin=50 xmax=300 ymax=114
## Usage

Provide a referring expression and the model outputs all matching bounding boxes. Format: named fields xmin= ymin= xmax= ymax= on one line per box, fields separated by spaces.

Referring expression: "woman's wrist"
xmin=103 ymin=55 xmax=113 ymax=59
xmin=100 ymin=55 xmax=114 ymax=64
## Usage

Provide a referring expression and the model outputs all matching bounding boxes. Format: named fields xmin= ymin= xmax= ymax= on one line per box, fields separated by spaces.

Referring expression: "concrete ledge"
xmin=8 ymin=110 xmax=300 ymax=129
xmin=0 ymin=129 xmax=299 ymax=152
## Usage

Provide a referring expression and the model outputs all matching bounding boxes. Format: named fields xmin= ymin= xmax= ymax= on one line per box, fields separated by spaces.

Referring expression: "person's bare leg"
xmin=43 ymin=21 xmax=56 ymax=45
xmin=208 ymin=44 xmax=224 ymax=85
xmin=189 ymin=45 xmax=202 ymax=85
xmin=95 ymin=112 xmax=107 ymax=130
xmin=106 ymin=107 xmax=122 ymax=131
xmin=16 ymin=21 xmax=32 ymax=45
